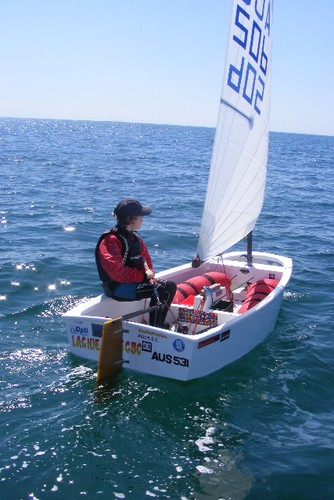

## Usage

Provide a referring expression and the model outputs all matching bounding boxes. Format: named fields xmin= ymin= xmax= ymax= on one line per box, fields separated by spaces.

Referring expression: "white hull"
xmin=63 ymin=251 xmax=292 ymax=381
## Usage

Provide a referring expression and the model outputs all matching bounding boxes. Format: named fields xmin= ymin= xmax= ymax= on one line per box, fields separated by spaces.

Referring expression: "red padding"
xmin=238 ymin=279 xmax=279 ymax=314
xmin=180 ymin=295 xmax=195 ymax=306
xmin=173 ymin=276 xmax=211 ymax=304
xmin=173 ymin=272 xmax=231 ymax=305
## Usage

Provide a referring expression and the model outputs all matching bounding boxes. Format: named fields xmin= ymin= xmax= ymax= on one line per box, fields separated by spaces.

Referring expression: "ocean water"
xmin=0 ymin=118 xmax=333 ymax=499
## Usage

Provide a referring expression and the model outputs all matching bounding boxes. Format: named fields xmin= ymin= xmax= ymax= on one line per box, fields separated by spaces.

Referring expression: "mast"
xmin=247 ymin=232 xmax=253 ymax=266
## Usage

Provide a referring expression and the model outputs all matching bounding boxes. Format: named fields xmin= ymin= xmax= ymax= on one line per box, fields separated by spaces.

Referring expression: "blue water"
xmin=1 ymin=118 xmax=334 ymax=499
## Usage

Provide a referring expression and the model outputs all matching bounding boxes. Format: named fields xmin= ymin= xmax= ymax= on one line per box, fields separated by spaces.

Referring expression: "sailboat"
xmin=63 ymin=0 xmax=292 ymax=382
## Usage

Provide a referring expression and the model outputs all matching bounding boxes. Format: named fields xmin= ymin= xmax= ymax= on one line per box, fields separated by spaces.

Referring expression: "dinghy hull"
xmin=63 ymin=251 xmax=292 ymax=381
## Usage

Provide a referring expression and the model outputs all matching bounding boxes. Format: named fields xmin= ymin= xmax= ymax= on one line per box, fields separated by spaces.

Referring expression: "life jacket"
xmin=95 ymin=226 xmax=143 ymax=288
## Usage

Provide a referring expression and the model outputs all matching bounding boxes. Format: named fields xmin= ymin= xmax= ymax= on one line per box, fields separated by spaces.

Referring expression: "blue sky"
xmin=1 ymin=0 xmax=333 ymax=136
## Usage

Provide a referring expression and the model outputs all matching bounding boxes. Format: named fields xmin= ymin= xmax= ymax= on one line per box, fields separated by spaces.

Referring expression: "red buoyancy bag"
xmin=238 ymin=279 xmax=279 ymax=314
xmin=173 ymin=272 xmax=232 ymax=305
xmin=173 ymin=276 xmax=210 ymax=304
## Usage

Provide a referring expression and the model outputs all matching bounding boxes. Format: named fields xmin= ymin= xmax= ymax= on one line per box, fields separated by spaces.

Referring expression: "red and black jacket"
xmin=95 ymin=226 xmax=153 ymax=291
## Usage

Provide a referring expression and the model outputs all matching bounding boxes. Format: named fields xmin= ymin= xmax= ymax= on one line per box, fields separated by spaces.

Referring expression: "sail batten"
xmin=197 ymin=0 xmax=273 ymax=261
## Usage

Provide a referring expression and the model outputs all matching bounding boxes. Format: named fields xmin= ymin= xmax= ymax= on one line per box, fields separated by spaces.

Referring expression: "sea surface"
xmin=0 ymin=118 xmax=333 ymax=499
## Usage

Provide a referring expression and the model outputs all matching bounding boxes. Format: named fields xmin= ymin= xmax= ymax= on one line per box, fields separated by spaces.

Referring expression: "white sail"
xmin=197 ymin=0 xmax=273 ymax=261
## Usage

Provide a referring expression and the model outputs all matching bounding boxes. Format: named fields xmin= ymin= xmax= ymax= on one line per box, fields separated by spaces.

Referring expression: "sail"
xmin=197 ymin=0 xmax=273 ymax=261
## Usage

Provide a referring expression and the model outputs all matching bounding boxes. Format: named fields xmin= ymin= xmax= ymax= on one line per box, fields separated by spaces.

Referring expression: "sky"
xmin=1 ymin=0 xmax=333 ymax=136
